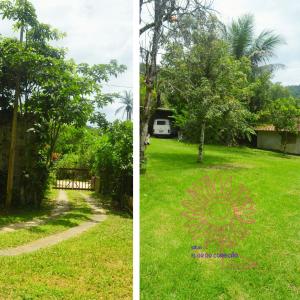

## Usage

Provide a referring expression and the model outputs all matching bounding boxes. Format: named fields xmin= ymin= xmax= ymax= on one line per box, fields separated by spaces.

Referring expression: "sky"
xmin=0 ymin=0 xmax=133 ymax=121
xmin=213 ymin=0 xmax=300 ymax=86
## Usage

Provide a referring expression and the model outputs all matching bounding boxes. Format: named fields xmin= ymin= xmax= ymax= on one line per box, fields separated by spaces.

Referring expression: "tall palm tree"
xmin=224 ymin=14 xmax=285 ymax=70
xmin=115 ymin=90 xmax=133 ymax=120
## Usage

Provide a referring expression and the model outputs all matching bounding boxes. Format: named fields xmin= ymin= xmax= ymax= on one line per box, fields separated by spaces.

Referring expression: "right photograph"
xmin=140 ymin=1 xmax=300 ymax=299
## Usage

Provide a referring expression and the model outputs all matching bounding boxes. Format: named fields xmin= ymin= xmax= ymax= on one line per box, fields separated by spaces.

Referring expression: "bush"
xmin=54 ymin=153 xmax=81 ymax=169
xmin=55 ymin=126 xmax=100 ymax=170
xmin=93 ymin=121 xmax=133 ymax=208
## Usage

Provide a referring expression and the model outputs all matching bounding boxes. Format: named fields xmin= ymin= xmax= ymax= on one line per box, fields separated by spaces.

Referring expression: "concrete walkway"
xmin=0 ymin=190 xmax=71 ymax=233
xmin=0 ymin=192 xmax=107 ymax=256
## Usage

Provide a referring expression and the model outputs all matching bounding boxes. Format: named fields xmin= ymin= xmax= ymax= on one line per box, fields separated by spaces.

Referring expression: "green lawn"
xmin=0 ymin=191 xmax=132 ymax=299
xmin=0 ymin=189 xmax=58 ymax=227
xmin=141 ymin=138 xmax=300 ymax=299
xmin=0 ymin=190 xmax=92 ymax=249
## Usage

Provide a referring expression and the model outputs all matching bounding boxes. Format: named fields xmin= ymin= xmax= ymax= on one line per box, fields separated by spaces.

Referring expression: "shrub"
xmin=93 ymin=121 xmax=133 ymax=208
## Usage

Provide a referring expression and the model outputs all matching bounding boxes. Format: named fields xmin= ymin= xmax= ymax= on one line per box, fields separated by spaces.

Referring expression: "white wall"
xmin=257 ymin=131 xmax=300 ymax=154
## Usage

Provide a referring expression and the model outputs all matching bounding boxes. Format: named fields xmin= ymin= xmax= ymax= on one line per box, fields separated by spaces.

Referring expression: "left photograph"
xmin=0 ymin=0 xmax=133 ymax=299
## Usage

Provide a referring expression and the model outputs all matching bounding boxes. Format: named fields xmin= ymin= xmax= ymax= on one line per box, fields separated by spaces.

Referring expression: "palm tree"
xmin=115 ymin=90 xmax=133 ymax=120
xmin=224 ymin=14 xmax=285 ymax=70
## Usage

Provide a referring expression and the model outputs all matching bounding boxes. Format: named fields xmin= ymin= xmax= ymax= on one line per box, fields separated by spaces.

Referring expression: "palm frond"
xmin=227 ymin=14 xmax=254 ymax=59
xmin=115 ymin=90 xmax=133 ymax=119
xmin=256 ymin=63 xmax=285 ymax=74
xmin=249 ymin=30 xmax=285 ymax=64
xmin=115 ymin=105 xmax=125 ymax=115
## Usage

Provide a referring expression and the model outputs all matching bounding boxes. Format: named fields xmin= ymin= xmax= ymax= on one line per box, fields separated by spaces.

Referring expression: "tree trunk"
xmin=198 ymin=122 xmax=206 ymax=163
xmin=6 ymin=26 xmax=24 ymax=209
xmin=140 ymin=86 xmax=153 ymax=163
xmin=283 ymin=131 xmax=287 ymax=154
xmin=6 ymin=95 xmax=19 ymax=208
xmin=47 ymin=123 xmax=61 ymax=168
xmin=140 ymin=0 xmax=163 ymax=163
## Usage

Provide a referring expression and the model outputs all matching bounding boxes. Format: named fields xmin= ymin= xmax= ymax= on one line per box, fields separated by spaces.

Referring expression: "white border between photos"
xmin=132 ymin=0 xmax=140 ymax=298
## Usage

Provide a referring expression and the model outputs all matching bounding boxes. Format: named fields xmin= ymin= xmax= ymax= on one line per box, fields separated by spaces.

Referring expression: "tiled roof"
xmin=256 ymin=124 xmax=300 ymax=132
xmin=255 ymin=125 xmax=276 ymax=131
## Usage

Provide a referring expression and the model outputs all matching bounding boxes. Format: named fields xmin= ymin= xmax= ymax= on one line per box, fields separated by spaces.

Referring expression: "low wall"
xmin=257 ymin=131 xmax=300 ymax=154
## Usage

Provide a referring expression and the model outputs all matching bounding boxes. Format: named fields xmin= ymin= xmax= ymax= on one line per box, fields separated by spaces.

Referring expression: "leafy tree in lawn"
xmin=139 ymin=0 xmax=213 ymax=163
xmin=205 ymin=100 xmax=256 ymax=146
xmin=264 ymin=98 xmax=300 ymax=154
xmin=161 ymin=18 xmax=252 ymax=161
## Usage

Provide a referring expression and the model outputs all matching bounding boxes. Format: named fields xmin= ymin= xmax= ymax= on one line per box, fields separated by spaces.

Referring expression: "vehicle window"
xmin=157 ymin=120 xmax=166 ymax=125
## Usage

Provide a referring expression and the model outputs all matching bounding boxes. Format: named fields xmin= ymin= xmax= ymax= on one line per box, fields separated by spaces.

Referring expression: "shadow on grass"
xmin=90 ymin=192 xmax=132 ymax=219
xmin=226 ymin=146 xmax=296 ymax=159
xmin=170 ymin=138 xmax=297 ymax=159
xmin=0 ymin=201 xmax=92 ymax=234
xmin=149 ymin=151 xmax=235 ymax=170
xmin=24 ymin=209 xmax=93 ymax=233
xmin=149 ymin=144 xmax=298 ymax=173
xmin=208 ymin=143 xmax=300 ymax=160
xmin=0 ymin=192 xmax=57 ymax=226
xmin=0 ymin=191 xmax=130 ymax=232
xmin=0 ymin=206 xmax=54 ymax=227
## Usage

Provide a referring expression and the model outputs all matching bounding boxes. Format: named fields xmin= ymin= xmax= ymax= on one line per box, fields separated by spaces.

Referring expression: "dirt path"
xmin=0 ymin=190 xmax=71 ymax=233
xmin=0 ymin=192 xmax=107 ymax=256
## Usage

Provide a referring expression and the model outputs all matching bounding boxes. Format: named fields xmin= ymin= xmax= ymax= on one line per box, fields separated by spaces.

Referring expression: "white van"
xmin=153 ymin=119 xmax=171 ymax=136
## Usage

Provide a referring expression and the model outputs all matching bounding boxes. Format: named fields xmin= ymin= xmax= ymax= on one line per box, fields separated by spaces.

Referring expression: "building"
xmin=256 ymin=124 xmax=300 ymax=155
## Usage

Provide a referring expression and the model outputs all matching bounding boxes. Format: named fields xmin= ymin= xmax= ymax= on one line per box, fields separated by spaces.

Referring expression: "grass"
xmin=0 ymin=190 xmax=92 ymax=249
xmin=141 ymin=138 xmax=300 ymax=300
xmin=0 ymin=189 xmax=58 ymax=227
xmin=0 ymin=191 xmax=132 ymax=299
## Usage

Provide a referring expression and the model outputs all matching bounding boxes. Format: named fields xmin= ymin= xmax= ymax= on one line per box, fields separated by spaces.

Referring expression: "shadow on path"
xmin=0 ymin=191 xmax=107 ymax=257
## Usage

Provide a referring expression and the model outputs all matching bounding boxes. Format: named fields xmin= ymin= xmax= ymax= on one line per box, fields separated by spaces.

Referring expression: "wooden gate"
xmin=54 ymin=168 xmax=95 ymax=190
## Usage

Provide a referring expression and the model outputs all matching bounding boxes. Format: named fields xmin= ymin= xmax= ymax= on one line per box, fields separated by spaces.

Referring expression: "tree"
xmin=223 ymin=14 xmax=284 ymax=113
xmin=264 ymin=98 xmax=300 ymax=154
xmin=248 ymin=70 xmax=273 ymax=113
xmin=139 ymin=0 xmax=212 ymax=163
xmin=94 ymin=121 xmax=133 ymax=208
xmin=89 ymin=112 xmax=109 ymax=129
xmin=270 ymin=82 xmax=291 ymax=101
xmin=161 ymin=20 xmax=252 ymax=161
xmin=115 ymin=90 xmax=133 ymax=120
xmin=0 ymin=0 xmax=39 ymax=208
xmin=26 ymin=57 xmax=125 ymax=168
xmin=223 ymin=14 xmax=285 ymax=115
xmin=287 ymin=85 xmax=300 ymax=99
xmin=0 ymin=0 xmax=126 ymax=207
xmin=224 ymin=14 xmax=284 ymax=69
xmin=55 ymin=125 xmax=100 ymax=170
